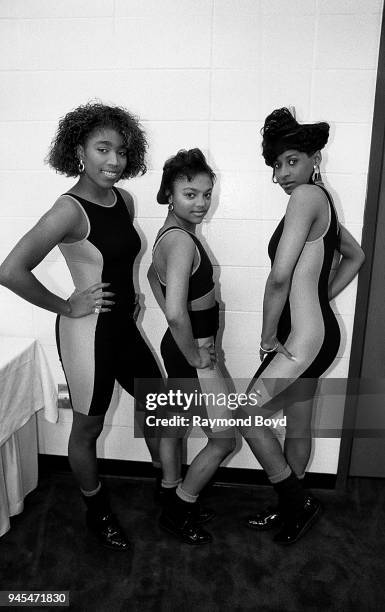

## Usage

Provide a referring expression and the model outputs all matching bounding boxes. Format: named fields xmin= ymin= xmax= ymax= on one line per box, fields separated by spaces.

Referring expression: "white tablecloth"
xmin=0 ymin=337 xmax=58 ymax=536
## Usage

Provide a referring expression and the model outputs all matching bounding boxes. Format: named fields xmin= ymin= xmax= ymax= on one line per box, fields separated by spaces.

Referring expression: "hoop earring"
xmin=312 ymin=164 xmax=321 ymax=183
xmin=272 ymin=172 xmax=278 ymax=184
xmin=78 ymin=159 xmax=85 ymax=173
xmin=168 ymin=203 xmax=174 ymax=212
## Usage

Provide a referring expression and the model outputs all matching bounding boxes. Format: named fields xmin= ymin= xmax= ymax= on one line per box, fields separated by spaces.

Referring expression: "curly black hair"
xmin=261 ymin=108 xmax=329 ymax=167
xmin=157 ymin=148 xmax=216 ymax=204
xmin=46 ymin=101 xmax=147 ymax=178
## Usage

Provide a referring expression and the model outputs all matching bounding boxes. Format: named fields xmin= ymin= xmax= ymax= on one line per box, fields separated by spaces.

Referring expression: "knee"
xmin=285 ymin=423 xmax=311 ymax=440
xmin=209 ymin=436 xmax=236 ymax=459
xmin=70 ymin=416 xmax=104 ymax=444
xmin=225 ymin=436 xmax=237 ymax=455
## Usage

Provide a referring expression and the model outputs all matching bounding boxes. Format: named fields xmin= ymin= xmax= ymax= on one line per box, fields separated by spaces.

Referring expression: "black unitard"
xmin=248 ymin=184 xmax=341 ymax=403
xmin=56 ymin=187 xmax=163 ymax=416
xmin=152 ymin=226 xmax=219 ymax=381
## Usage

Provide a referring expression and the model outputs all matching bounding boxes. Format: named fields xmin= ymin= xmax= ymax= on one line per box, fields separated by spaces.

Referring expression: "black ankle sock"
xmin=273 ymin=472 xmax=306 ymax=516
xmin=81 ymin=484 xmax=111 ymax=517
xmin=153 ymin=468 xmax=163 ymax=491
xmin=166 ymin=489 xmax=196 ymax=512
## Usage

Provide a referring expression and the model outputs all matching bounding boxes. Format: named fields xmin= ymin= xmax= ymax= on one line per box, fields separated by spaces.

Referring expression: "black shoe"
xmin=86 ymin=511 xmax=131 ymax=551
xmin=159 ymin=507 xmax=212 ymax=545
xmin=273 ymin=495 xmax=322 ymax=545
xmin=153 ymin=470 xmax=163 ymax=502
xmin=244 ymin=506 xmax=282 ymax=531
xmin=158 ymin=487 xmax=216 ymax=525
xmin=192 ymin=502 xmax=216 ymax=525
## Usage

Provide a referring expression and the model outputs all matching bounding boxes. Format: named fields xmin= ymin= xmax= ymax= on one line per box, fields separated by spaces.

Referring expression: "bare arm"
xmin=155 ymin=232 xmax=212 ymax=369
xmin=261 ymin=185 xmax=323 ymax=356
xmin=147 ymin=264 xmax=166 ymax=314
xmin=118 ymin=188 xmax=141 ymax=319
xmin=0 ymin=198 xmax=114 ymax=317
xmin=328 ymin=224 xmax=365 ymax=300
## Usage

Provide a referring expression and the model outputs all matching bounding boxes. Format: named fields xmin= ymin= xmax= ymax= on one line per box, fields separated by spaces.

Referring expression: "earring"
xmin=272 ymin=173 xmax=278 ymax=184
xmin=78 ymin=159 xmax=85 ymax=173
xmin=312 ymin=164 xmax=321 ymax=183
xmin=168 ymin=203 xmax=174 ymax=212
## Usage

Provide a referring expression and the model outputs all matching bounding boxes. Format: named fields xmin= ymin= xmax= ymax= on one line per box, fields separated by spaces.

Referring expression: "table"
xmin=0 ymin=337 xmax=58 ymax=537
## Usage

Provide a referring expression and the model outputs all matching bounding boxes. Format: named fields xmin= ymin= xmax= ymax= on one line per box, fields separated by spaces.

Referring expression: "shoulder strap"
xmin=112 ymin=186 xmax=125 ymax=206
xmin=57 ymin=193 xmax=90 ymax=242
xmin=314 ymin=184 xmax=339 ymax=225
xmin=153 ymin=226 xmax=198 ymax=251
xmin=62 ymin=191 xmax=81 ymax=203
xmin=152 ymin=226 xmax=202 ymax=283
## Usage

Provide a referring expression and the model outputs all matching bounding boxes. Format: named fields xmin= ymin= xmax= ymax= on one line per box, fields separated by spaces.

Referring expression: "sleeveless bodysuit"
xmin=248 ymin=184 xmax=341 ymax=403
xmin=152 ymin=226 xmax=219 ymax=380
xmin=56 ymin=187 xmax=162 ymax=416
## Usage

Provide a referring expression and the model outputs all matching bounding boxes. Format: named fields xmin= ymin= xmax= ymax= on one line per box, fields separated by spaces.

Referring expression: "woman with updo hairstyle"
xmin=148 ymin=148 xmax=235 ymax=545
xmin=239 ymin=107 xmax=364 ymax=544
xmin=0 ymin=101 xmax=165 ymax=551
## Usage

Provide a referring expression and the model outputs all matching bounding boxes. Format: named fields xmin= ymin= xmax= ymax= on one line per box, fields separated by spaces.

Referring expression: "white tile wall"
xmin=261 ymin=16 xmax=315 ymax=70
xmin=316 ymin=15 xmax=381 ymax=69
xmin=0 ymin=171 xmax=73 ymax=217
xmin=0 ymin=0 xmax=383 ymax=475
xmin=0 ymin=0 xmax=114 ymax=19
xmin=115 ymin=0 xmax=212 ymax=19
xmin=261 ymin=0 xmax=316 ymax=14
xmin=312 ymin=70 xmax=377 ymax=123
xmin=318 ymin=0 xmax=382 ymax=14
xmin=114 ymin=17 xmax=212 ymax=69
xmin=326 ymin=124 xmax=372 ymax=174
xmin=0 ymin=122 xmax=56 ymax=170
xmin=0 ymin=71 xmax=210 ymax=122
xmin=211 ymin=70 xmax=261 ymax=121
xmin=212 ymin=12 xmax=261 ymax=69
xmin=0 ymin=287 xmax=35 ymax=337
xmin=260 ymin=71 xmax=312 ymax=120
xmin=144 ymin=121 xmax=210 ymax=171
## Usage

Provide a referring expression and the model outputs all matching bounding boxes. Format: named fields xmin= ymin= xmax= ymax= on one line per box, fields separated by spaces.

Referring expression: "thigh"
xmin=115 ymin=320 xmax=164 ymax=404
xmin=283 ymin=380 xmax=318 ymax=437
xmin=196 ymin=363 xmax=235 ymax=436
xmin=56 ymin=315 xmax=116 ymax=416
xmin=160 ymin=328 xmax=198 ymax=380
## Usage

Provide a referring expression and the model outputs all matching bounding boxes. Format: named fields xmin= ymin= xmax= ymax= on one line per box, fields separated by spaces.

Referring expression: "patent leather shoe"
xmin=244 ymin=506 xmax=282 ymax=531
xmin=191 ymin=502 xmax=216 ymax=525
xmin=273 ymin=495 xmax=322 ymax=545
xmin=159 ymin=507 xmax=212 ymax=545
xmin=86 ymin=511 xmax=131 ymax=551
xmin=158 ymin=487 xmax=216 ymax=524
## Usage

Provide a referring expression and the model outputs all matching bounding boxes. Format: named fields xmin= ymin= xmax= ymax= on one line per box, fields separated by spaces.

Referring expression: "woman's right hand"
xmin=67 ymin=282 xmax=115 ymax=318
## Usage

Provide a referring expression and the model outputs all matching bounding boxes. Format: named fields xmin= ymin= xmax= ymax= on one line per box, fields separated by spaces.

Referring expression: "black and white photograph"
xmin=0 ymin=1 xmax=384 ymax=610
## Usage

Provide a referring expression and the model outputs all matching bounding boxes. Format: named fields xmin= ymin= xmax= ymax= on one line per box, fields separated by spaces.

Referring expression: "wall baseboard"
xmin=38 ymin=454 xmax=337 ymax=489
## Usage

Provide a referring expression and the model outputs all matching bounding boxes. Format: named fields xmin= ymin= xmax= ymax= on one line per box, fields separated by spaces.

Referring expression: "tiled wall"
xmin=1 ymin=0 xmax=383 ymax=474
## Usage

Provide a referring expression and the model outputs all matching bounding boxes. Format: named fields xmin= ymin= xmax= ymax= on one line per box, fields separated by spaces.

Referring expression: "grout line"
xmin=0 ymin=68 xmax=378 ymax=74
xmin=309 ymin=0 xmax=320 ymax=120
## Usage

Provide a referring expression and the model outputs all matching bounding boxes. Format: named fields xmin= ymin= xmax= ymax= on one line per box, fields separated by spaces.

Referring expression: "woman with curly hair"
xmin=148 ymin=149 xmax=235 ymax=545
xmin=239 ymin=108 xmax=365 ymax=544
xmin=0 ymin=102 xmax=164 ymax=551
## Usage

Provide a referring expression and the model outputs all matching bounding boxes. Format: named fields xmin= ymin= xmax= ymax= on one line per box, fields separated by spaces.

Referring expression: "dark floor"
xmin=1 ymin=473 xmax=384 ymax=612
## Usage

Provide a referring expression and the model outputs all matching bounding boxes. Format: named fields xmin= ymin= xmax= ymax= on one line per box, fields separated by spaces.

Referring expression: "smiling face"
xmin=169 ymin=172 xmax=213 ymax=230
xmin=77 ymin=127 xmax=128 ymax=189
xmin=273 ymin=149 xmax=320 ymax=195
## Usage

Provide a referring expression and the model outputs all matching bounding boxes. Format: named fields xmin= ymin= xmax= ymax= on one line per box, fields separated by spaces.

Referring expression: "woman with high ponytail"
xmin=239 ymin=107 xmax=365 ymax=544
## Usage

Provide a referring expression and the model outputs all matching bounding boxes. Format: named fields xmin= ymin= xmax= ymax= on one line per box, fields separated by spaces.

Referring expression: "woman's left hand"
xmin=133 ymin=293 xmax=141 ymax=322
